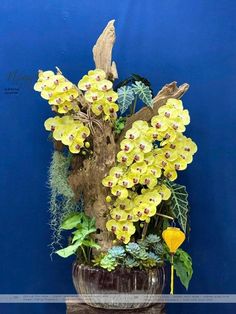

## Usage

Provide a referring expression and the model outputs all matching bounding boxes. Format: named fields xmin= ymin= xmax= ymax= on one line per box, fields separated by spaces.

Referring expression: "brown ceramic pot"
xmin=72 ymin=262 xmax=165 ymax=310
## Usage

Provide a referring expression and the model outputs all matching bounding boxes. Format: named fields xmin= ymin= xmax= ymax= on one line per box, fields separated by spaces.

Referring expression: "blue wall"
xmin=0 ymin=0 xmax=236 ymax=313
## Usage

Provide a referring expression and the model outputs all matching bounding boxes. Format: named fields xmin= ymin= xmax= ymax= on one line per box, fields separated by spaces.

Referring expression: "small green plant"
xmin=56 ymin=212 xmax=100 ymax=261
xmin=96 ymin=234 xmax=163 ymax=271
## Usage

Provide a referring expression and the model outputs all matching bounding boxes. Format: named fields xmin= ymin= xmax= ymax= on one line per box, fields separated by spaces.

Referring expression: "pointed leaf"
xmin=132 ymin=81 xmax=153 ymax=107
xmin=117 ymin=86 xmax=135 ymax=114
xmin=55 ymin=240 xmax=82 ymax=258
xmin=166 ymin=181 xmax=189 ymax=232
xmin=60 ymin=213 xmax=82 ymax=230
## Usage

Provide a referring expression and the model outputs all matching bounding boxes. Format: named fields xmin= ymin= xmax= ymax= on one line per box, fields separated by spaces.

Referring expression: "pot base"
xmin=67 ymin=302 xmax=166 ymax=314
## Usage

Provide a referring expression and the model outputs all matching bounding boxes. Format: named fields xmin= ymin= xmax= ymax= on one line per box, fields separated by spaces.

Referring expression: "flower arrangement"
xmin=34 ymin=21 xmax=197 ymax=292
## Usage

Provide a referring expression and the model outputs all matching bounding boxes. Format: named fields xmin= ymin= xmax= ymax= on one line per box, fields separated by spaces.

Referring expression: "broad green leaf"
xmin=117 ymin=86 xmax=135 ymax=114
xmin=72 ymin=227 xmax=96 ymax=243
xmin=82 ymin=239 xmax=101 ymax=250
xmin=132 ymin=81 xmax=153 ymax=107
xmin=174 ymin=249 xmax=193 ymax=290
xmin=55 ymin=240 xmax=82 ymax=258
xmin=166 ymin=181 xmax=189 ymax=232
xmin=60 ymin=213 xmax=82 ymax=230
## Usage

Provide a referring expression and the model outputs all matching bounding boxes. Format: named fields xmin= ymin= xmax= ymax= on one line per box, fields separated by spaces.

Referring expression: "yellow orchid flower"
xmin=133 ymin=203 xmax=157 ymax=221
xmin=164 ymin=167 xmax=178 ymax=181
xmin=145 ymin=127 xmax=159 ymax=141
xmin=169 ymin=117 xmax=186 ymax=133
xmin=130 ymin=161 xmax=147 ymax=174
xmin=52 ymin=127 xmax=64 ymax=141
xmin=155 ymin=184 xmax=171 ymax=200
xmin=69 ymin=138 xmax=84 ymax=154
xmin=61 ymin=127 xmax=79 ymax=146
xmin=48 ymin=94 xmax=65 ymax=105
xmin=132 ymin=120 xmax=149 ymax=132
xmin=143 ymin=152 xmax=155 ymax=165
xmin=76 ymin=125 xmax=90 ymax=140
xmin=115 ymin=221 xmax=136 ymax=242
xmin=114 ymin=198 xmax=134 ymax=211
xmin=44 ymin=116 xmax=61 ymax=131
xmin=91 ymin=101 xmax=103 ymax=116
xmin=166 ymin=98 xmax=183 ymax=111
xmin=178 ymin=109 xmax=190 ymax=125
xmin=146 ymin=165 xmax=162 ymax=178
xmin=106 ymin=219 xmax=121 ymax=233
xmin=137 ymin=137 xmax=153 ymax=153
xmin=117 ymin=151 xmax=133 ymax=166
xmin=127 ymin=171 xmax=141 ymax=185
xmin=140 ymin=173 xmax=157 ymax=189
xmin=57 ymin=101 xmax=73 ymax=114
xmin=125 ymin=128 xmax=140 ymax=140
xmin=120 ymin=139 xmax=135 ymax=153
xmin=158 ymin=104 xmax=179 ymax=119
xmin=110 ymin=208 xmax=129 ymax=221
xmin=88 ymin=69 xmax=106 ymax=81
xmin=40 ymin=88 xmax=54 ymax=100
xmin=96 ymin=79 xmax=113 ymax=91
xmin=111 ymin=185 xmax=128 ymax=200
xmin=103 ymin=102 xmax=119 ymax=118
xmin=78 ymin=75 xmax=95 ymax=91
xmin=104 ymin=90 xmax=118 ymax=103
xmin=130 ymin=149 xmax=145 ymax=163
xmin=118 ymin=176 xmax=134 ymax=188
xmin=64 ymin=88 xmax=79 ymax=102
xmin=55 ymin=81 xmax=73 ymax=93
xmin=85 ymin=89 xmax=104 ymax=103
xmin=160 ymin=129 xmax=177 ymax=146
xmin=142 ymin=190 xmax=162 ymax=206
xmin=102 ymin=175 xmax=118 ymax=188
xmin=115 ymin=232 xmax=131 ymax=244
xmin=173 ymin=158 xmax=187 ymax=171
xmin=151 ymin=116 xmax=169 ymax=132
xmin=109 ymin=166 xmax=125 ymax=179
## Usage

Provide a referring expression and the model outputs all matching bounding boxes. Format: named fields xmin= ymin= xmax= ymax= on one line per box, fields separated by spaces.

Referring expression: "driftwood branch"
xmin=93 ymin=20 xmax=118 ymax=80
xmin=117 ymin=82 xmax=189 ymax=144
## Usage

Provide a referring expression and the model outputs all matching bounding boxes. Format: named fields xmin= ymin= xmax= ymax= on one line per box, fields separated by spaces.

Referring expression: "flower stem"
xmin=81 ymin=245 xmax=88 ymax=263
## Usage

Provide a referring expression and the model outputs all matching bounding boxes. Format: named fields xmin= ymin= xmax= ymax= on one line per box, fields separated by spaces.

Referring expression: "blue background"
xmin=0 ymin=0 xmax=235 ymax=313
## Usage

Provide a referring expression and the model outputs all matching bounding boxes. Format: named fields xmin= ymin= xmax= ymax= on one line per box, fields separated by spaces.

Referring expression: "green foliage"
xmin=164 ymin=247 xmax=193 ymax=290
xmin=56 ymin=212 xmax=99 ymax=259
xmin=115 ymin=74 xmax=154 ymax=96
xmin=114 ymin=117 xmax=126 ymax=134
xmin=48 ymin=151 xmax=81 ymax=255
xmin=132 ymin=81 xmax=153 ymax=107
xmin=97 ymin=234 xmax=164 ymax=271
xmin=114 ymin=74 xmax=154 ymax=115
xmin=117 ymin=86 xmax=135 ymax=114
xmin=166 ymin=181 xmax=189 ymax=232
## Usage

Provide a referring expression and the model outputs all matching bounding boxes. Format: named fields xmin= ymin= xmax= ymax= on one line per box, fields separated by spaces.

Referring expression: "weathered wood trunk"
xmin=68 ymin=123 xmax=116 ymax=251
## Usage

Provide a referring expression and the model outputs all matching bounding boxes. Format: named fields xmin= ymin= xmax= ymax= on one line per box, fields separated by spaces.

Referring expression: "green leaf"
xmin=72 ymin=227 xmax=96 ymax=243
xmin=55 ymin=240 xmax=82 ymax=258
xmin=132 ymin=81 xmax=153 ymax=107
xmin=174 ymin=249 xmax=193 ymax=290
xmin=82 ymin=239 xmax=101 ymax=250
xmin=60 ymin=213 xmax=82 ymax=230
xmin=117 ymin=86 xmax=135 ymax=114
xmin=166 ymin=181 xmax=189 ymax=232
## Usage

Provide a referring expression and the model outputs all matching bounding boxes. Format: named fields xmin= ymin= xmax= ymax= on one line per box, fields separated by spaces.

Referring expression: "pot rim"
xmin=73 ymin=261 xmax=165 ymax=275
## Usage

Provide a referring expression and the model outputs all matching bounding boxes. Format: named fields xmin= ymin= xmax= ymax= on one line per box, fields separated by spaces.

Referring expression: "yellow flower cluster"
xmin=78 ymin=69 xmax=119 ymax=120
xmin=34 ymin=70 xmax=79 ymax=113
xmin=102 ymin=98 xmax=197 ymax=244
xmin=44 ymin=116 xmax=90 ymax=154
